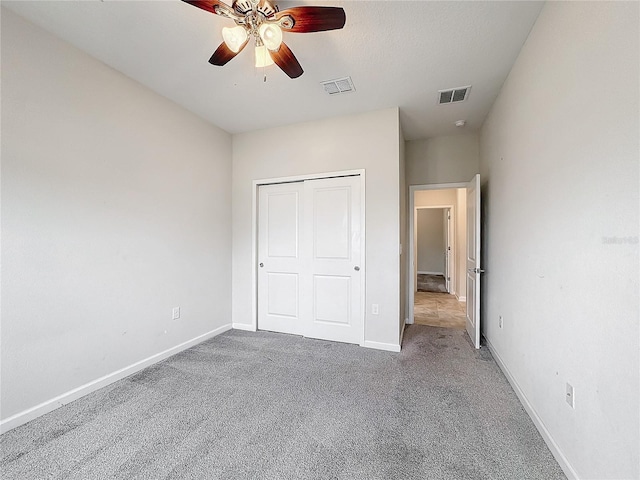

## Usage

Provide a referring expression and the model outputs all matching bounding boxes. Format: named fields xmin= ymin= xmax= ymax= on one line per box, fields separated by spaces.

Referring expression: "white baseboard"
xmin=232 ymin=323 xmax=257 ymax=332
xmin=417 ymin=271 xmax=444 ymax=276
xmin=485 ymin=337 xmax=578 ymax=480
xmin=0 ymin=323 xmax=232 ymax=434
xmin=363 ymin=340 xmax=401 ymax=353
xmin=456 ymin=294 xmax=466 ymax=302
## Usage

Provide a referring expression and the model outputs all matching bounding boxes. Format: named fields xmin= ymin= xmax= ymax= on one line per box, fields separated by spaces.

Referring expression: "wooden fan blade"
xmin=276 ymin=6 xmax=346 ymax=33
xmin=269 ymin=42 xmax=303 ymax=78
xmin=182 ymin=0 xmax=230 ymax=16
xmin=209 ymin=40 xmax=248 ymax=66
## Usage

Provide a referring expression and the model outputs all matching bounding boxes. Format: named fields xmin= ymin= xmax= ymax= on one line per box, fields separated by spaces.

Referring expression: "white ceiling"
xmin=2 ymin=0 xmax=544 ymax=140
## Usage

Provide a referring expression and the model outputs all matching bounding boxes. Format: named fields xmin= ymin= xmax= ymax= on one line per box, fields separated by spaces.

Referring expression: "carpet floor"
xmin=0 ymin=326 xmax=565 ymax=480
xmin=417 ymin=274 xmax=448 ymax=293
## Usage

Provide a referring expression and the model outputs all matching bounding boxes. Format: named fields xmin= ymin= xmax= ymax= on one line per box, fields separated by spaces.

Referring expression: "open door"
xmin=444 ymin=208 xmax=451 ymax=293
xmin=465 ymin=174 xmax=482 ymax=348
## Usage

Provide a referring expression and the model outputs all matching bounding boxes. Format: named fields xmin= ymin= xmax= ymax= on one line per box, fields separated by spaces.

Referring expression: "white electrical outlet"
xmin=172 ymin=307 xmax=181 ymax=320
xmin=499 ymin=316 xmax=503 ymax=329
xmin=372 ymin=304 xmax=379 ymax=315
xmin=566 ymin=383 xmax=575 ymax=408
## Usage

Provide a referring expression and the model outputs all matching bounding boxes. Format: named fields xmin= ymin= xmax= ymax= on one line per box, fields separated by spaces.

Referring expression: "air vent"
xmin=321 ymin=76 xmax=355 ymax=95
xmin=438 ymin=85 xmax=471 ymax=104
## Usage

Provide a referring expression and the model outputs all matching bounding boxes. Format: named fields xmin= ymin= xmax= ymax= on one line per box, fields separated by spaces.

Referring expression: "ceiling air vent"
xmin=438 ymin=85 xmax=471 ymax=104
xmin=321 ymin=76 xmax=355 ymax=95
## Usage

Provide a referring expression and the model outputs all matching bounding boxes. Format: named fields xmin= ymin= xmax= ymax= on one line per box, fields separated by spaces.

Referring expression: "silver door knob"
xmin=259 ymin=263 xmax=264 ymax=268
xmin=354 ymin=266 xmax=360 ymax=271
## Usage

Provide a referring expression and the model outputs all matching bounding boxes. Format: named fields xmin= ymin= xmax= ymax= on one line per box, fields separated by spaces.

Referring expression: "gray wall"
xmin=1 ymin=10 xmax=233 ymax=424
xmin=480 ymin=2 xmax=639 ymax=478
xmin=232 ymin=108 xmax=402 ymax=349
xmin=416 ymin=209 xmax=445 ymax=274
xmin=406 ymin=133 xmax=479 ymax=186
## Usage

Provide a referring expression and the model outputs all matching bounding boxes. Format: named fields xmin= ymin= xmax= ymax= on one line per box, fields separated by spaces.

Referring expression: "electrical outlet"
xmin=172 ymin=307 xmax=181 ymax=320
xmin=372 ymin=304 xmax=379 ymax=315
xmin=499 ymin=316 xmax=503 ymax=329
xmin=566 ymin=383 xmax=575 ymax=408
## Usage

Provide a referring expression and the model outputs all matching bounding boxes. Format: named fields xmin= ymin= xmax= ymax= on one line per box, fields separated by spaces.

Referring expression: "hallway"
xmin=414 ymin=292 xmax=466 ymax=330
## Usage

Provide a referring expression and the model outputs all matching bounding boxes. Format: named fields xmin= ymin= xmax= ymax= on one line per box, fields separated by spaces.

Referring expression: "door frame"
xmin=413 ymin=205 xmax=454 ymax=294
xmin=251 ymin=169 xmax=366 ymax=345
xmin=408 ymin=182 xmax=466 ymax=324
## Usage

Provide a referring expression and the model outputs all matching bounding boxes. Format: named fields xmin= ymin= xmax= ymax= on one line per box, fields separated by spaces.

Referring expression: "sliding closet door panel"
xmin=303 ymin=176 xmax=362 ymax=344
xmin=314 ymin=275 xmax=350 ymax=325
xmin=314 ymin=187 xmax=350 ymax=259
xmin=258 ymin=183 xmax=304 ymax=336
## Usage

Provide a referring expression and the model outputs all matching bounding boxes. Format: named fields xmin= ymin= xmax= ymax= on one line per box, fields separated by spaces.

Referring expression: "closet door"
xmin=302 ymin=176 xmax=363 ymax=345
xmin=257 ymin=182 xmax=304 ymax=336
xmin=257 ymin=176 xmax=363 ymax=345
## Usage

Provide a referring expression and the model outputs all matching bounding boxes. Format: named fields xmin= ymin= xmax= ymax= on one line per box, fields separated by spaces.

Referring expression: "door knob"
xmin=259 ymin=263 xmax=264 ymax=268
xmin=354 ymin=266 xmax=360 ymax=271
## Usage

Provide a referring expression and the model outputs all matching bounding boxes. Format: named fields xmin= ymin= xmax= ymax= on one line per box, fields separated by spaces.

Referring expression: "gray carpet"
xmin=0 ymin=326 xmax=565 ymax=479
xmin=417 ymin=274 xmax=448 ymax=293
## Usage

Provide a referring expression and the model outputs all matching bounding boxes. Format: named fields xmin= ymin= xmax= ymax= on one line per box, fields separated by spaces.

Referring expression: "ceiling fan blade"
xmin=276 ymin=6 xmax=346 ymax=33
xmin=269 ymin=42 xmax=303 ymax=78
xmin=209 ymin=40 xmax=248 ymax=66
xmin=182 ymin=0 xmax=231 ymax=16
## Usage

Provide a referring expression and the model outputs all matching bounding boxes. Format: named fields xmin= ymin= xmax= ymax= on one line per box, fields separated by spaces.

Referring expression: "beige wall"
xmin=406 ymin=133 xmax=479 ymax=186
xmin=232 ymin=108 xmax=402 ymax=349
xmin=455 ymin=188 xmax=467 ymax=300
xmin=480 ymin=2 xmax=639 ymax=478
xmin=1 ymin=10 xmax=233 ymax=426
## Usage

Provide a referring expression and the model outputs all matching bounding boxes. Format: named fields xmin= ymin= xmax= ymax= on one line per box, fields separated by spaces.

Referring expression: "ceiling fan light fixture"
xmin=258 ymin=23 xmax=283 ymax=51
xmin=222 ymin=25 xmax=248 ymax=53
xmin=255 ymin=44 xmax=275 ymax=67
xmin=183 ymin=0 xmax=347 ymax=79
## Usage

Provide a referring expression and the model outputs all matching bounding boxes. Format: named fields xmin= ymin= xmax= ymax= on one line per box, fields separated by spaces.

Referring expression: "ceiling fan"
xmin=182 ymin=0 xmax=346 ymax=78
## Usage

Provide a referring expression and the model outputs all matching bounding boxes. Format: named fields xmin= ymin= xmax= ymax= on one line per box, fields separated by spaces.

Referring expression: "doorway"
xmin=407 ymin=176 xmax=482 ymax=348
xmin=415 ymin=207 xmax=452 ymax=294
xmin=413 ymin=203 xmax=466 ymax=329
xmin=408 ymin=185 xmax=468 ymax=331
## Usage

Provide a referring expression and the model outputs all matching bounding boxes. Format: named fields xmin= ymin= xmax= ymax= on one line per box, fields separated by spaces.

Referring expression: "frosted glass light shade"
xmin=255 ymin=45 xmax=274 ymax=67
xmin=222 ymin=26 xmax=248 ymax=53
xmin=258 ymin=23 xmax=283 ymax=51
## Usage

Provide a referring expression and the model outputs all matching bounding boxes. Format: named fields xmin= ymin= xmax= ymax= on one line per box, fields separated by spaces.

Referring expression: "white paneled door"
xmin=258 ymin=182 xmax=304 ymax=336
xmin=303 ymin=176 xmax=362 ymax=344
xmin=258 ymin=176 xmax=363 ymax=345
xmin=465 ymin=174 xmax=481 ymax=348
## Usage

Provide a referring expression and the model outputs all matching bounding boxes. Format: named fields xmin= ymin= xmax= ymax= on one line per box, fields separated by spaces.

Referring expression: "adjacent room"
xmin=1 ymin=1 xmax=638 ymax=479
xmin=411 ymin=187 xmax=468 ymax=331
